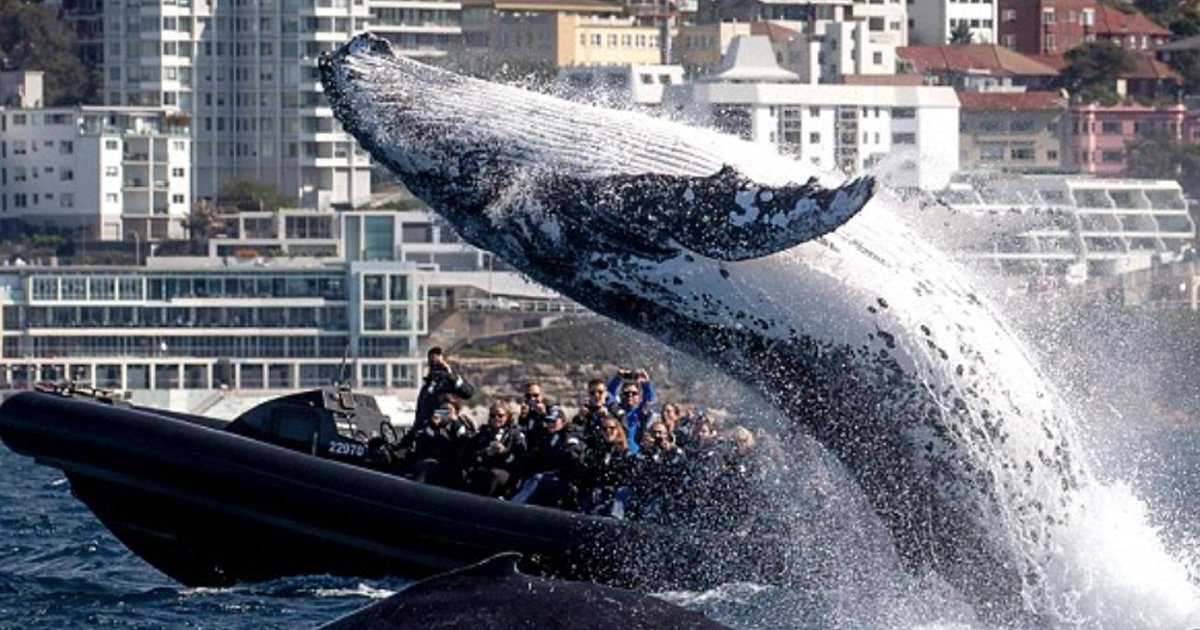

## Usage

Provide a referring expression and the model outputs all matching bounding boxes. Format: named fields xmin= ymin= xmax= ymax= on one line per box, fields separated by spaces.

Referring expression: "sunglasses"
xmin=621 ymin=390 xmax=639 ymax=397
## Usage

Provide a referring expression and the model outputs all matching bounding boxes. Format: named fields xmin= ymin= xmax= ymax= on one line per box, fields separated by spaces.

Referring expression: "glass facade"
xmin=0 ymin=261 xmax=424 ymax=392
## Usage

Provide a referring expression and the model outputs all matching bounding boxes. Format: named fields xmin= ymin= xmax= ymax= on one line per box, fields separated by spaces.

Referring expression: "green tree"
xmin=214 ymin=179 xmax=296 ymax=213
xmin=180 ymin=199 xmax=227 ymax=241
xmin=1125 ymin=133 xmax=1200 ymax=195
xmin=0 ymin=0 xmax=97 ymax=105
xmin=949 ymin=22 xmax=974 ymax=45
xmin=1061 ymin=41 xmax=1136 ymax=103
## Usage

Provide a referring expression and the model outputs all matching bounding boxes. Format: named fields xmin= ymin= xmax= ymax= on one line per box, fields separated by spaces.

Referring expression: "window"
xmin=1042 ymin=7 xmax=1055 ymax=23
xmin=1010 ymin=120 xmax=1035 ymax=133
xmin=60 ymin=141 xmax=74 ymax=154
xmin=1101 ymin=149 xmax=1123 ymax=162
xmin=873 ymin=51 xmax=883 ymax=64
xmin=980 ymin=144 xmax=1004 ymax=161
xmin=892 ymin=107 xmax=916 ymax=119
xmin=1010 ymin=146 xmax=1035 ymax=160
xmin=979 ymin=119 xmax=1004 ymax=132
xmin=1101 ymin=121 xmax=1123 ymax=134
xmin=892 ymin=132 xmax=916 ymax=144
xmin=1002 ymin=8 xmax=1016 ymax=21
xmin=809 ymin=132 xmax=820 ymax=143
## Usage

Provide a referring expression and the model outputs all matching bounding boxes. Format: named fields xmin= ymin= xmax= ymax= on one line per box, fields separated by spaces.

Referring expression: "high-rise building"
xmin=99 ymin=0 xmax=374 ymax=211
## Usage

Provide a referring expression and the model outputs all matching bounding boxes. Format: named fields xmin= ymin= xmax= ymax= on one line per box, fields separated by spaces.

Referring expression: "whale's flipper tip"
xmin=669 ymin=166 xmax=877 ymax=261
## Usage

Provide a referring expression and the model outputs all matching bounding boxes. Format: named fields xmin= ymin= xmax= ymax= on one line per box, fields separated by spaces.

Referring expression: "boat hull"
xmin=0 ymin=390 xmax=786 ymax=589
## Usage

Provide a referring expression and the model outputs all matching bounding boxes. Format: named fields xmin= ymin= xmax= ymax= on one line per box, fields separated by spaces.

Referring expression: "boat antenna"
xmin=335 ymin=343 xmax=353 ymax=389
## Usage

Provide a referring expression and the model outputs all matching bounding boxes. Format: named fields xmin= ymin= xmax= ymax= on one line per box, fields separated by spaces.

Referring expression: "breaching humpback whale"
xmin=320 ymin=34 xmax=1086 ymax=623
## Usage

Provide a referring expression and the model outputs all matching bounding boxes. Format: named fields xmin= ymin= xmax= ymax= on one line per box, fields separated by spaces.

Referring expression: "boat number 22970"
xmin=328 ymin=440 xmax=366 ymax=458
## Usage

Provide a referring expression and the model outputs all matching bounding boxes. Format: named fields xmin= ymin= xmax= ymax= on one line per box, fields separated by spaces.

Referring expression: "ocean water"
xmin=4 ymin=425 xmax=1199 ymax=630
xmin=0 ymin=445 xmax=407 ymax=630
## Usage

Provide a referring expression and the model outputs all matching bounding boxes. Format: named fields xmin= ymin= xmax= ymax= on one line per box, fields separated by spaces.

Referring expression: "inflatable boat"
xmin=0 ymin=385 xmax=789 ymax=589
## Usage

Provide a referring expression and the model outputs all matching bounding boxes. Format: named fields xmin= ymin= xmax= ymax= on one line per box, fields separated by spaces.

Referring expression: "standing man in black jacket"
xmin=413 ymin=346 xmax=475 ymax=432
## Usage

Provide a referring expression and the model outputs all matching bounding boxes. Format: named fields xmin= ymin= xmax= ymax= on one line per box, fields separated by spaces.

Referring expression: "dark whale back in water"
xmin=319 ymin=553 xmax=729 ymax=629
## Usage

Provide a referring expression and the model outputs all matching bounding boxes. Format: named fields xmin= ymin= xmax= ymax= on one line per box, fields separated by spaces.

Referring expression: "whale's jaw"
xmin=321 ymin=33 xmax=1087 ymax=624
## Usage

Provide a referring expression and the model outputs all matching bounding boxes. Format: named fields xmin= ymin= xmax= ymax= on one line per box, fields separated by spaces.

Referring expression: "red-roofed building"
xmin=958 ymin=91 xmax=1069 ymax=172
xmin=1092 ymin=6 xmax=1172 ymax=51
xmin=897 ymin=44 xmax=1059 ymax=90
xmin=997 ymin=0 xmax=1172 ymax=56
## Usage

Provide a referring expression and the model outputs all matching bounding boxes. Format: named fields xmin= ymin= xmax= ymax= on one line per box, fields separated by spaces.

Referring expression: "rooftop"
xmin=898 ymin=45 xmax=1060 ymax=77
xmin=1093 ymin=6 xmax=1172 ymax=37
xmin=707 ymin=34 xmax=800 ymax=83
xmin=957 ymin=90 xmax=1067 ymax=111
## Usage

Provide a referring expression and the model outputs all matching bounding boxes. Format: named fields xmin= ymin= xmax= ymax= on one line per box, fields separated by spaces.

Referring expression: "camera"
xmin=618 ymin=369 xmax=635 ymax=380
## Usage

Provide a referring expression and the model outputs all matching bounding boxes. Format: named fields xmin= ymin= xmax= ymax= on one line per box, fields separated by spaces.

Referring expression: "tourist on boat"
xmin=414 ymin=347 xmax=475 ymax=432
xmin=511 ymin=405 xmax=586 ymax=508
xmin=606 ymin=370 xmax=656 ymax=454
xmin=658 ymin=403 xmax=682 ymax=441
xmin=579 ymin=418 xmax=636 ymax=518
xmin=630 ymin=419 xmax=688 ymax=521
xmin=402 ymin=394 xmax=475 ymax=488
xmin=462 ymin=402 xmax=526 ymax=498
xmin=517 ymin=380 xmax=550 ymax=435
xmin=572 ymin=377 xmax=615 ymax=450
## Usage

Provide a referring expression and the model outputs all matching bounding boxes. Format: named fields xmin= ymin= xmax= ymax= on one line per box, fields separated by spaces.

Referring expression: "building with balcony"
xmin=0 ymin=256 xmax=426 ymax=393
xmin=0 ymin=73 xmax=192 ymax=240
xmin=99 ymin=0 xmax=374 ymax=211
xmin=369 ymin=0 xmax=463 ymax=59
xmin=686 ymin=1 xmax=904 ymax=82
xmin=670 ymin=35 xmax=960 ymax=189
xmin=937 ymin=174 xmax=1195 ymax=283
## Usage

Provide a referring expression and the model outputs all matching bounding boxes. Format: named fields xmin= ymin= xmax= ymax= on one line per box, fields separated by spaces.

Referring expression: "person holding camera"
xmin=516 ymin=380 xmax=551 ymax=437
xmin=605 ymin=368 xmax=657 ymax=455
xmin=401 ymin=394 xmax=475 ymax=488
xmin=572 ymin=377 xmax=616 ymax=450
xmin=414 ymin=346 xmax=475 ymax=432
xmin=462 ymin=402 xmax=526 ymax=498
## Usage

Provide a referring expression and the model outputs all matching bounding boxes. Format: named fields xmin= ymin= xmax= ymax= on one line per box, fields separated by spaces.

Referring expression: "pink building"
xmin=1068 ymin=103 xmax=1189 ymax=175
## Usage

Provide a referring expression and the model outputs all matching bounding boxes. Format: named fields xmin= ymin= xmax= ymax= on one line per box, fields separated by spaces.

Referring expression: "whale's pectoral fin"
xmin=659 ymin=166 xmax=875 ymax=261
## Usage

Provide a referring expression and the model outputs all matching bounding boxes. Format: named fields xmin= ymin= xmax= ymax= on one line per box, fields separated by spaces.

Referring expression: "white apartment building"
xmin=368 ymin=0 xmax=462 ymax=59
xmin=100 ymin=0 xmax=373 ymax=211
xmin=674 ymin=36 xmax=960 ymax=190
xmin=909 ymin=0 xmax=997 ymax=45
xmin=687 ymin=0 xmax=906 ymax=82
xmin=0 ymin=73 xmax=192 ymax=240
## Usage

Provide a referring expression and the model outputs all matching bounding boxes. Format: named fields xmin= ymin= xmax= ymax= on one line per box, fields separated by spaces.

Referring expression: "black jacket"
xmin=414 ymin=367 xmax=475 ymax=431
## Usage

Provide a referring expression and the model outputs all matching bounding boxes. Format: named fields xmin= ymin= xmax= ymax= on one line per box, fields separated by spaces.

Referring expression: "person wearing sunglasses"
xmin=463 ymin=402 xmax=526 ymax=498
xmin=573 ymin=377 xmax=616 ymax=451
xmin=511 ymin=405 xmax=585 ymax=508
xmin=579 ymin=418 xmax=635 ymax=518
xmin=604 ymin=368 xmax=656 ymax=455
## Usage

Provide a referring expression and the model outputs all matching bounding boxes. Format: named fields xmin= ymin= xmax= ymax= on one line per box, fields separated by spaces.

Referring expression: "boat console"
xmin=226 ymin=385 xmax=402 ymax=467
